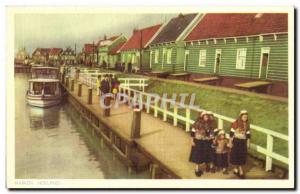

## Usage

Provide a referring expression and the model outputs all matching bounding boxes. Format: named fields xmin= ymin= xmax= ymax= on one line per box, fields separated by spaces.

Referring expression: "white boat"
xmin=26 ymin=79 xmax=62 ymax=108
xmin=26 ymin=66 xmax=63 ymax=108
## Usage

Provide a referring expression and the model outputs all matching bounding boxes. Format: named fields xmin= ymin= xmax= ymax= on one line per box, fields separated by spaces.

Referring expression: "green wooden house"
xmin=119 ymin=24 xmax=162 ymax=72
xmin=97 ymin=35 xmax=127 ymax=68
xmin=147 ymin=13 xmax=203 ymax=73
xmin=183 ymin=13 xmax=288 ymax=81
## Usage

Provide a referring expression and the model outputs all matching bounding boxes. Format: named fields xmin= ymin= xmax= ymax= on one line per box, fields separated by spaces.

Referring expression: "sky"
xmin=14 ymin=13 xmax=177 ymax=55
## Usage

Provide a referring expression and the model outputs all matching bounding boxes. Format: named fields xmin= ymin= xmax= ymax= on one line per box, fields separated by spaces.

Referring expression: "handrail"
xmin=68 ymin=71 xmax=289 ymax=171
xmin=118 ymin=86 xmax=289 ymax=171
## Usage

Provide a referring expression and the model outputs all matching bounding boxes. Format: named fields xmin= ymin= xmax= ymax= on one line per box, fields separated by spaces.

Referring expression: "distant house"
xmin=32 ymin=48 xmax=51 ymax=64
xmin=184 ymin=13 xmax=288 ymax=95
xmin=49 ymin=48 xmax=63 ymax=66
xmin=148 ymin=13 xmax=203 ymax=73
xmin=15 ymin=47 xmax=30 ymax=65
xmin=97 ymin=35 xmax=127 ymax=68
xmin=119 ymin=24 xmax=162 ymax=72
xmin=61 ymin=47 xmax=76 ymax=65
xmin=108 ymin=41 xmax=126 ymax=68
xmin=82 ymin=43 xmax=97 ymax=66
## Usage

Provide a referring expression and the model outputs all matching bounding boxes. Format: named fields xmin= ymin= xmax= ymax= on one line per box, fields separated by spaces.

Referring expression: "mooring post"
xmin=71 ymin=79 xmax=74 ymax=91
xmin=130 ymin=108 xmax=141 ymax=138
xmin=88 ymin=87 xmax=93 ymax=104
xmin=78 ymin=83 xmax=82 ymax=97
xmin=66 ymin=77 xmax=69 ymax=88
xmin=104 ymin=96 xmax=111 ymax=117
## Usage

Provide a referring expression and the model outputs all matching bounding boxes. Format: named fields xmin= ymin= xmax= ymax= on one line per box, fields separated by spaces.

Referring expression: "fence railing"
xmin=78 ymin=74 xmax=149 ymax=92
xmin=117 ymin=86 xmax=288 ymax=171
xmin=68 ymin=70 xmax=288 ymax=171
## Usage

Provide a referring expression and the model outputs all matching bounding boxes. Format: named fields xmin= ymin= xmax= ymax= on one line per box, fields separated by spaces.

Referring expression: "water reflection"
xmin=15 ymin=73 xmax=150 ymax=179
xmin=29 ymin=106 xmax=60 ymax=130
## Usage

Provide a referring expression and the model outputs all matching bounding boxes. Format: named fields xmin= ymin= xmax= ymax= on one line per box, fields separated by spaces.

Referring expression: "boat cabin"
xmin=28 ymin=79 xmax=61 ymax=96
xmin=31 ymin=67 xmax=59 ymax=79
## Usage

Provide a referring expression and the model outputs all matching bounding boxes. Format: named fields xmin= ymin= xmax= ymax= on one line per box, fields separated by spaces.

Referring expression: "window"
xmin=198 ymin=49 xmax=206 ymax=67
xmin=236 ymin=48 xmax=247 ymax=69
xmin=154 ymin=49 xmax=159 ymax=63
xmin=166 ymin=49 xmax=172 ymax=64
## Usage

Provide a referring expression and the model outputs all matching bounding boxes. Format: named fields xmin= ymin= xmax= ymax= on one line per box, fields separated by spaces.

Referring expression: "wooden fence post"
xmin=265 ymin=134 xmax=274 ymax=171
xmin=185 ymin=108 xmax=191 ymax=132
xmin=218 ymin=118 xmax=224 ymax=129
xmin=154 ymin=97 xmax=158 ymax=118
xmin=173 ymin=104 xmax=178 ymax=126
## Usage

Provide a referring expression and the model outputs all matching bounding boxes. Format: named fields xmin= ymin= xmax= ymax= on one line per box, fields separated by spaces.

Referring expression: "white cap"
xmin=201 ymin=111 xmax=207 ymax=117
xmin=218 ymin=130 xmax=225 ymax=135
xmin=239 ymin=110 xmax=248 ymax=116
xmin=206 ymin=111 xmax=213 ymax=115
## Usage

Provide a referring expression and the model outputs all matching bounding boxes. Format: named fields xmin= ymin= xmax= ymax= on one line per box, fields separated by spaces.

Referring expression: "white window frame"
xmin=154 ymin=49 xmax=159 ymax=64
xmin=236 ymin=48 xmax=247 ymax=70
xmin=166 ymin=48 xmax=172 ymax=64
xmin=198 ymin=49 xmax=206 ymax=67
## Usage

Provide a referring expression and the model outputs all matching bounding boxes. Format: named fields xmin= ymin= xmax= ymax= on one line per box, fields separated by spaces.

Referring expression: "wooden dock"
xmin=61 ymin=78 xmax=280 ymax=179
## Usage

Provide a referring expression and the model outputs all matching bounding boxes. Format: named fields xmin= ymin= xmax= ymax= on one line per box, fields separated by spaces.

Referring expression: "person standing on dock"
xmin=100 ymin=74 xmax=110 ymax=94
xmin=229 ymin=110 xmax=251 ymax=179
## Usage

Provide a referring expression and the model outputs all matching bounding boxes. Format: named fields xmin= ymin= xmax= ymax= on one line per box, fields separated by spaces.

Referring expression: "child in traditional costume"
xmin=229 ymin=110 xmax=251 ymax=179
xmin=213 ymin=130 xmax=229 ymax=174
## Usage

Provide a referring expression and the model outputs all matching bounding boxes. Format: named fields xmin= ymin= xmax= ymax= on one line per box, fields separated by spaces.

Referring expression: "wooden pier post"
xmin=71 ymin=79 xmax=74 ymax=91
xmin=130 ymin=108 xmax=141 ymax=138
xmin=78 ymin=83 xmax=82 ymax=97
xmin=66 ymin=77 xmax=69 ymax=88
xmin=104 ymin=97 xmax=111 ymax=117
xmin=88 ymin=87 xmax=93 ymax=104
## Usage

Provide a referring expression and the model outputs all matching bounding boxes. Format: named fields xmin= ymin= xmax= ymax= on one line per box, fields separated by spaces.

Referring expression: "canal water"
xmin=15 ymin=73 xmax=150 ymax=179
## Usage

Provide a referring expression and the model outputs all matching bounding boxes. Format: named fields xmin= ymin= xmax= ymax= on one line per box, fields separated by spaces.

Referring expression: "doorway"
xmin=259 ymin=47 xmax=270 ymax=79
xmin=214 ymin=49 xmax=222 ymax=74
xmin=184 ymin=50 xmax=189 ymax=71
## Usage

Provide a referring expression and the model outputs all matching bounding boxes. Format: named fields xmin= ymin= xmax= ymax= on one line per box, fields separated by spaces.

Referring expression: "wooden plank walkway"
xmin=65 ymin=80 xmax=279 ymax=179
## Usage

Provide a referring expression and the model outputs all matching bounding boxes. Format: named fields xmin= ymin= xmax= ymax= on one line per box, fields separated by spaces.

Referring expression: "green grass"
xmin=104 ymin=70 xmax=289 ymax=167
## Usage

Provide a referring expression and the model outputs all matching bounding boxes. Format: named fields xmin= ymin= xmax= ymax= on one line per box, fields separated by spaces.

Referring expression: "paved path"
xmin=65 ymin=80 xmax=279 ymax=179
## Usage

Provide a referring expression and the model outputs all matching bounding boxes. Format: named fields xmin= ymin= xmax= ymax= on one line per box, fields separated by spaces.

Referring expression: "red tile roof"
xmin=83 ymin=44 xmax=96 ymax=54
xmin=109 ymin=41 xmax=126 ymax=55
xmin=49 ymin=48 xmax=63 ymax=56
xmin=32 ymin=48 xmax=51 ymax=56
xmin=185 ymin=13 xmax=288 ymax=41
xmin=120 ymin=24 xmax=162 ymax=51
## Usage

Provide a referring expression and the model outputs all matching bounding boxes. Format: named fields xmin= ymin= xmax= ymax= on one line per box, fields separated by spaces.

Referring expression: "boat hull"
xmin=26 ymin=94 xmax=62 ymax=108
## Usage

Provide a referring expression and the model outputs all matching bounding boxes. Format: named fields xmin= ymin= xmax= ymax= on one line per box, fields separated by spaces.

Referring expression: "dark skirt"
xmin=230 ymin=138 xmax=247 ymax=165
xmin=214 ymin=153 xmax=228 ymax=168
xmin=189 ymin=139 xmax=212 ymax=164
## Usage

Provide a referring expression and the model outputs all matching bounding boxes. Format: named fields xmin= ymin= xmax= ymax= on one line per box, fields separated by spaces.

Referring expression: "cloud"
xmin=15 ymin=13 xmax=177 ymax=55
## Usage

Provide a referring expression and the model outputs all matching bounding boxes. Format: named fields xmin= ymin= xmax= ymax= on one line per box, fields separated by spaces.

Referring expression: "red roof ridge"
xmin=185 ymin=13 xmax=288 ymax=41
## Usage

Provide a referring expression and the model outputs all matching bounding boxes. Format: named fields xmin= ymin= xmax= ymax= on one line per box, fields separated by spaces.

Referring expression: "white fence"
xmin=69 ymin=69 xmax=288 ymax=171
xmin=118 ymin=86 xmax=288 ymax=171
xmin=78 ymin=74 xmax=149 ymax=92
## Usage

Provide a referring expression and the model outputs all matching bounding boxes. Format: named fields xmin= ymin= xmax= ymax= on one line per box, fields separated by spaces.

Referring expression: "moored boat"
xmin=26 ymin=66 xmax=62 ymax=108
xmin=26 ymin=79 xmax=62 ymax=108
